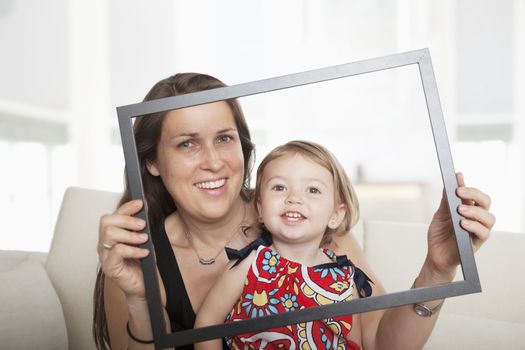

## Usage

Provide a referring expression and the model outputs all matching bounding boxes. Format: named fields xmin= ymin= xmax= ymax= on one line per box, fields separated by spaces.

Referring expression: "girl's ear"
xmin=146 ymin=162 xmax=160 ymax=177
xmin=328 ymin=203 xmax=346 ymax=229
xmin=256 ymin=200 xmax=264 ymax=223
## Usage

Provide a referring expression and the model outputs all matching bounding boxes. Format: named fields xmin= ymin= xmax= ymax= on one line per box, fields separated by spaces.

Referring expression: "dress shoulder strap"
xmin=314 ymin=254 xmax=374 ymax=298
xmin=225 ymin=228 xmax=273 ymax=268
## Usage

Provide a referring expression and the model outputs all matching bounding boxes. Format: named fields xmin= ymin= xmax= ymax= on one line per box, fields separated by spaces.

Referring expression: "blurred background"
xmin=1 ymin=0 xmax=523 ymax=252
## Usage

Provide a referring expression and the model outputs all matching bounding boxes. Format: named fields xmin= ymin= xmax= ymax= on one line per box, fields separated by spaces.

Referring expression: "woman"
xmin=94 ymin=73 xmax=495 ymax=350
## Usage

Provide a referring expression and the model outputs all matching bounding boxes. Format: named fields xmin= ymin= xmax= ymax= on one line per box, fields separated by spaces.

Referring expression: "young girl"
xmin=194 ymin=140 xmax=372 ymax=349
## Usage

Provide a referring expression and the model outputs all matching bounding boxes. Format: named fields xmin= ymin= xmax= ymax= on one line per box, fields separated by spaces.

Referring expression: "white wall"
xmin=0 ymin=0 xmax=523 ymax=252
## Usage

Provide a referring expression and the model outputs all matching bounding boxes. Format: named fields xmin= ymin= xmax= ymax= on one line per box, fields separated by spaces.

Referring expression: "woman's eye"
xmin=271 ymin=184 xmax=286 ymax=192
xmin=178 ymin=141 xmax=193 ymax=149
xmin=217 ymin=135 xmax=233 ymax=143
xmin=307 ymin=187 xmax=321 ymax=194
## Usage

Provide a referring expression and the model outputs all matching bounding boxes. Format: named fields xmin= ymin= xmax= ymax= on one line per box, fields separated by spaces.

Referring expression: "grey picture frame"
xmin=116 ymin=48 xmax=481 ymax=349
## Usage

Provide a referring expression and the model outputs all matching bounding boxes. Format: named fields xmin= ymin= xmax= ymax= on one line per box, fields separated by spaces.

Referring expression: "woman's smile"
xmin=194 ymin=177 xmax=227 ymax=190
xmin=194 ymin=177 xmax=229 ymax=197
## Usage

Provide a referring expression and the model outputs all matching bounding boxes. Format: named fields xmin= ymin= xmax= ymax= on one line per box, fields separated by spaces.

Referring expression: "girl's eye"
xmin=271 ymin=184 xmax=286 ymax=192
xmin=307 ymin=187 xmax=321 ymax=194
xmin=217 ymin=135 xmax=233 ymax=143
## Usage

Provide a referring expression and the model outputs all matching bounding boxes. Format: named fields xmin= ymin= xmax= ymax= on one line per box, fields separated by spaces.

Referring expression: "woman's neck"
xmin=172 ymin=199 xmax=253 ymax=245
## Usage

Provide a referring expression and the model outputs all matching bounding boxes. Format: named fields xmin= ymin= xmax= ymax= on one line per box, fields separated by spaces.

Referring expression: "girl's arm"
xmin=194 ymin=251 xmax=256 ymax=350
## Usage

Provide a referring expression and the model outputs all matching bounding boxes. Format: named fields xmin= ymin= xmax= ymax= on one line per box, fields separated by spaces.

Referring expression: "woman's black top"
xmin=153 ymin=224 xmax=228 ymax=350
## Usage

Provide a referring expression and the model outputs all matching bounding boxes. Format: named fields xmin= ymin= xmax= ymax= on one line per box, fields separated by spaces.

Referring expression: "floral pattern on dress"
xmin=226 ymin=245 xmax=361 ymax=350
xmin=280 ymin=293 xmax=299 ymax=312
xmin=261 ymin=250 xmax=280 ymax=274
xmin=315 ymin=264 xmax=347 ymax=280
xmin=241 ymin=288 xmax=280 ymax=318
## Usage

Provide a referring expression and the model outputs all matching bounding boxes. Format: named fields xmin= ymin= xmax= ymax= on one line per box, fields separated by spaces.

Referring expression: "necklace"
xmin=185 ymin=228 xmax=241 ymax=265
xmin=184 ymin=205 xmax=247 ymax=266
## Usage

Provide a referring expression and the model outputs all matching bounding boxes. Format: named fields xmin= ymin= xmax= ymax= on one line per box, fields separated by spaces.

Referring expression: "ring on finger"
xmin=102 ymin=242 xmax=113 ymax=250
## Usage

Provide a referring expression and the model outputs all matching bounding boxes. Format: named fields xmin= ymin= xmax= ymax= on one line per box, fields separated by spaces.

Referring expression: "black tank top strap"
xmin=152 ymin=223 xmax=229 ymax=350
xmin=152 ymin=224 xmax=195 ymax=350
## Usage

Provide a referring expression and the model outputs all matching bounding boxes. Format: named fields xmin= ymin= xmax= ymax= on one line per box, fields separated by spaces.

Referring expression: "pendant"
xmin=199 ymin=258 xmax=216 ymax=265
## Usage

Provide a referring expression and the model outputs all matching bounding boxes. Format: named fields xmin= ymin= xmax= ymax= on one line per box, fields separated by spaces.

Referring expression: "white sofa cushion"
xmin=363 ymin=220 xmax=525 ymax=348
xmin=0 ymin=251 xmax=68 ymax=350
xmin=427 ymin=312 xmax=525 ymax=349
xmin=46 ymin=187 xmax=120 ymax=350
xmin=442 ymin=230 xmax=525 ymax=324
xmin=363 ymin=220 xmax=429 ymax=292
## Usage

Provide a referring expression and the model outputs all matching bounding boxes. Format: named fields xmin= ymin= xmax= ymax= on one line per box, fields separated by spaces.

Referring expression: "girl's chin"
xmin=273 ymin=232 xmax=308 ymax=242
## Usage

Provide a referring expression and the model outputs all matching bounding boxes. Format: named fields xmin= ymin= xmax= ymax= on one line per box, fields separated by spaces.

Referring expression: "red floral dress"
xmin=225 ymin=245 xmax=361 ymax=350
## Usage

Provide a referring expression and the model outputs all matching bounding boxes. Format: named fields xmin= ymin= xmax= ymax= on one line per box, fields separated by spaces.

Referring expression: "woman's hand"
xmin=97 ymin=199 xmax=152 ymax=302
xmin=425 ymin=173 xmax=496 ymax=282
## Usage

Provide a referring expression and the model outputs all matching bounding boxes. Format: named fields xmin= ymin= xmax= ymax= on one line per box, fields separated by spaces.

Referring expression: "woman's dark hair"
xmin=93 ymin=73 xmax=255 ymax=350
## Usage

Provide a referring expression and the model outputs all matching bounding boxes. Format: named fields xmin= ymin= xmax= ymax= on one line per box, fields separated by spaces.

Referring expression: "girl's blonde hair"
xmin=254 ymin=140 xmax=359 ymax=246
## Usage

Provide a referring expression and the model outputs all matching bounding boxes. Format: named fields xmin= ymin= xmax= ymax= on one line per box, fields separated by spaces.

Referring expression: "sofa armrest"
xmin=45 ymin=186 xmax=121 ymax=350
xmin=0 ymin=250 xmax=68 ymax=350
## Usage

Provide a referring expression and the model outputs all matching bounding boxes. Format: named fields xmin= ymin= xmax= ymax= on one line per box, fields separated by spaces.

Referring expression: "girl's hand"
xmin=425 ymin=173 xmax=495 ymax=281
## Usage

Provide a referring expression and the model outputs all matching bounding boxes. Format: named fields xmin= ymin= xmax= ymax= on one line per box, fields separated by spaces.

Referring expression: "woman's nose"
xmin=199 ymin=144 xmax=224 ymax=171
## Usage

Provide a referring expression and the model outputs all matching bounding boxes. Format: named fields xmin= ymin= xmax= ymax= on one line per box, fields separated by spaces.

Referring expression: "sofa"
xmin=0 ymin=186 xmax=523 ymax=349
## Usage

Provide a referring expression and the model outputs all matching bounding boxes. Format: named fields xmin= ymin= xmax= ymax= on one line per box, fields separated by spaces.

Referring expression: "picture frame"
xmin=116 ymin=48 xmax=480 ymax=349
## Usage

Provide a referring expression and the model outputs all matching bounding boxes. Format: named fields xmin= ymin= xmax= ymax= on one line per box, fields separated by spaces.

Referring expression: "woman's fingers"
xmin=101 ymin=243 xmax=150 ymax=279
xmin=100 ymin=212 xmax=145 ymax=234
xmin=98 ymin=230 xmax=149 ymax=269
xmin=456 ymin=172 xmax=492 ymax=209
xmin=458 ymin=204 xmax=496 ymax=231
xmin=460 ymin=219 xmax=491 ymax=248
xmin=100 ymin=226 xmax=149 ymax=250
xmin=454 ymin=172 xmax=495 ymax=252
xmin=115 ymin=199 xmax=143 ymax=216
xmin=456 ymin=172 xmax=466 ymax=188
xmin=456 ymin=186 xmax=492 ymax=210
xmin=98 ymin=200 xmax=146 ymax=250
xmin=107 ymin=243 xmax=150 ymax=265
xmin=96 ymin=199 xmax=150 ymax=297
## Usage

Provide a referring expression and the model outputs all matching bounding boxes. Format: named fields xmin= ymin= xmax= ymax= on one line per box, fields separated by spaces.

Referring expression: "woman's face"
xmin=148 ymin=101 xmax=245 ymax=222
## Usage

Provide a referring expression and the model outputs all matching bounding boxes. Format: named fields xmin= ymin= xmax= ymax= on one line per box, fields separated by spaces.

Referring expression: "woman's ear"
xmin=146 ymin=162 xmax=160 ymax=177
xmin=328 ymin=203 xmax=346 ymax=229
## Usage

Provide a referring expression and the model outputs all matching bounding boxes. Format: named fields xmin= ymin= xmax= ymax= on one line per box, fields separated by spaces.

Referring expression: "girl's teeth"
xmin=285 ymin=212 xmax=303 ymax=220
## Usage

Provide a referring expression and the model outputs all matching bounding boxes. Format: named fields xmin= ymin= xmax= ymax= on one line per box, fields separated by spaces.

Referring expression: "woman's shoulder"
xmin=328 ymin=230 xmax=363 ymax=256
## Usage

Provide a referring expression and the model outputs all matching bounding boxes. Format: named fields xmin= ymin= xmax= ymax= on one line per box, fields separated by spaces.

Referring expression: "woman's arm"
xmin=105 ymin=276 xmax=172 ymax=350
xmin=194 ymin=251 xmax=256 ymax=350
xmin=104 ymin=276 xmax=130 ymax=349
xmin=99 ymin=199 xmax=171 ymax=349
xmin=333 ymin=173 xmax=495 ymax=350
xmin=331 ymin=229 xmax=386 ymax=348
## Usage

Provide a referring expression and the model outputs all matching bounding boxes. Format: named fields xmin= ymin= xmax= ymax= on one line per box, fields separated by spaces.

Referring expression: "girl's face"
xmin=148 ymin=101 xmax=245 ymax=222
xmin=257 ymin=154 xmax=345 ymax=246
